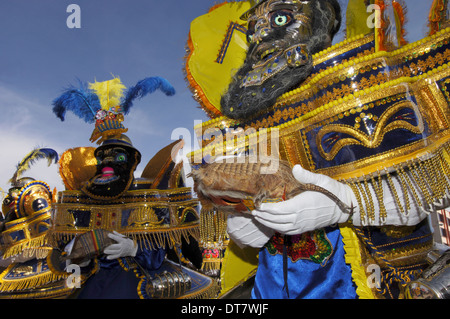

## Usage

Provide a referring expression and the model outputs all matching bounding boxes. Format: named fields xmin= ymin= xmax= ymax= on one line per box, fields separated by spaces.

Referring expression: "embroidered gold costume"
xmin=49 ymin=76 xmax=217 ymax=299
xmin=185 ymin=0 xmax=450 ymax=298
xmin=0 ymin=149 xmax=91 ymax=298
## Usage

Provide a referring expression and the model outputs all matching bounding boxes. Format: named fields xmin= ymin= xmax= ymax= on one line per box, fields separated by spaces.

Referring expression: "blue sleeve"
xmin=133 ymin=245 xmax=166 ymax=271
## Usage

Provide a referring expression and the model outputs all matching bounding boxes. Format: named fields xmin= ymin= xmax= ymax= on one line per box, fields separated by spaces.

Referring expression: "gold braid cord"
xmin=199 ymin=207 xmax=228 ymax=273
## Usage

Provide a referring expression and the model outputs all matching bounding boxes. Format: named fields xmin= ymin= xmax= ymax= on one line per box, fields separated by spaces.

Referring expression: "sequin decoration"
xmin=265 ymin=229 xmax=333 ymax=264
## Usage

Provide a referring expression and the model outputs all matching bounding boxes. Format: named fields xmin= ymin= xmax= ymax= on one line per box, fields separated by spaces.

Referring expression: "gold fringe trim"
xmin=1 ymin=234 xmax=51 ymax=260
xmin=126 ymin=227 xmax=200 ymax=251
xmin=0 ymin=257 xmax=100 ymax=299
xmin=200 ymin=208 xmax=227 ymax=245
xmin=341 ymin=142 xmax=450 ymax=225
xmin=340 ymin=223 xmax=376 ymax=299
xmin=201 ymin=259 xmax=223 ymax=273
xmin=51 ymin=226 xmax=200 ymax=252
xmin=0 ymin=265 xmax=65 ymax=293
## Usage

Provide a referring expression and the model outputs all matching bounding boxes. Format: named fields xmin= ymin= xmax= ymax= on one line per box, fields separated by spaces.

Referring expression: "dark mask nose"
xmin=101 ymin=156 xmax=114 ymax=165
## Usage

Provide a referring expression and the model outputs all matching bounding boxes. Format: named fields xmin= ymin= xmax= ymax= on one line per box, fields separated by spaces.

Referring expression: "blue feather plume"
xmin=52 ymin=81 xmax=101 ymax=123
xmin=10 ymin=148 xmax=59 ymax=184
xmin=121 ymin=77 xmax=176 ymax=114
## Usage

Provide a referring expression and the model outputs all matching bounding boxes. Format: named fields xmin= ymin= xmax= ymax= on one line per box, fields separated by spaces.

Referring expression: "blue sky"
xmin=0 ymin=0 xmax=434 ymax=196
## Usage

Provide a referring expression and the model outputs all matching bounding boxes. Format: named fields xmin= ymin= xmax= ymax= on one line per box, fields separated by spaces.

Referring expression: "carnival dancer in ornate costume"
xmin=185 ymin=0 xmax=450 ymax=298
xmin=0 ymin=148 xmax=82 ymax=298
xmin=50 ymin=76 xmax=214 ymax=298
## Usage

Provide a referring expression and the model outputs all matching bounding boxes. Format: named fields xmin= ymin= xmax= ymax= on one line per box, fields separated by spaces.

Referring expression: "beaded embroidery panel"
xmin=265 ymin=229 xmax=333 ymax=264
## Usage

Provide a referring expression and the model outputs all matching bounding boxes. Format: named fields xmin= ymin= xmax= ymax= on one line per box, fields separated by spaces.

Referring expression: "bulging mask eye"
xmin=270 ymin=10 xmax=293 ymax=28
xmin=115 ymin=153 xmax=127 ymax=163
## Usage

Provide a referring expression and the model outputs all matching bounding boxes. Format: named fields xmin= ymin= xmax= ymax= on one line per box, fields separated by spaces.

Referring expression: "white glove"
xmin=104 ymin=231 xmax=138 ymax=260
xmin=252 ymin=165 xmax=355 ymax=235
xmin=227 ymin=213 xmax=275 ymax=249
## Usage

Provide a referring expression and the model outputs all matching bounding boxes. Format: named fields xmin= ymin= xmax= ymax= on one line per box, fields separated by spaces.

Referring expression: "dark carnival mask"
xmin=221 ymin=0 xmax=341 ymax=119
xmin=82 ymin=136 xmax=141 ymax=200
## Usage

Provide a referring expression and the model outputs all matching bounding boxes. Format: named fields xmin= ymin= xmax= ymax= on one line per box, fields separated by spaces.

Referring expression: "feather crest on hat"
xmin=52 ymin=76 xmax=175 ymax=144
xmin=9 ymin=148 xmax=59 ymax=185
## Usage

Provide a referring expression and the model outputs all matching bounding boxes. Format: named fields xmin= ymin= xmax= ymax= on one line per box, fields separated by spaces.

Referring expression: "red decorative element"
xmin=265 ymin=230 xmax=333 ymax=264
xmin=202 ymin=248 xmax=220 ymax=259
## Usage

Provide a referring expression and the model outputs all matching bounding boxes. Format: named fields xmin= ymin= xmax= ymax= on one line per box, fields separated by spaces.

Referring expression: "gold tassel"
xmin=397 ymin=164 xmax=422 ymax=210
xmin=51 ymin=226 xmax=199 ymax=253
xmin=362 ymin=176 xmax=376 ymax=223
xmin=394 ymin=164 xmax=411 ymax=213
xmin=345 ymin=143 xmax=450 ymax=224
xmin=343 ymin=179 xmax=366 ymax=225
xmin=355 ymin=177 xmax=371 ymax=225
xmin=1 ymin=234 xmax=51 ymax=260
xmin=199 ymin=208 xmax=228 ymax=273
xmin=371 ymin=172 xmax=387 ymax=222
xmin=431 ymin=154 xmax=445 ymax=199
xmin=126 ymin=226 xmax=199 ymax=252
xmin=385 ymin=169 xmax=406 ymax=216
xmin=408 ymin=160 xmax=433 ymax=206
xmin=200 ymin=208 xmax=227 ymax=246
xmin=0 ymin=266 xmax=65 ymax=293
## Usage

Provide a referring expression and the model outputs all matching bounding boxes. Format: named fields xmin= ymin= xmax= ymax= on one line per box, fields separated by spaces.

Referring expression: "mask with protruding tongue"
xmin=82 ymin=143 xmax=141 ymax=200
xmin=92 ymin=166 xmax=120 ymax=185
